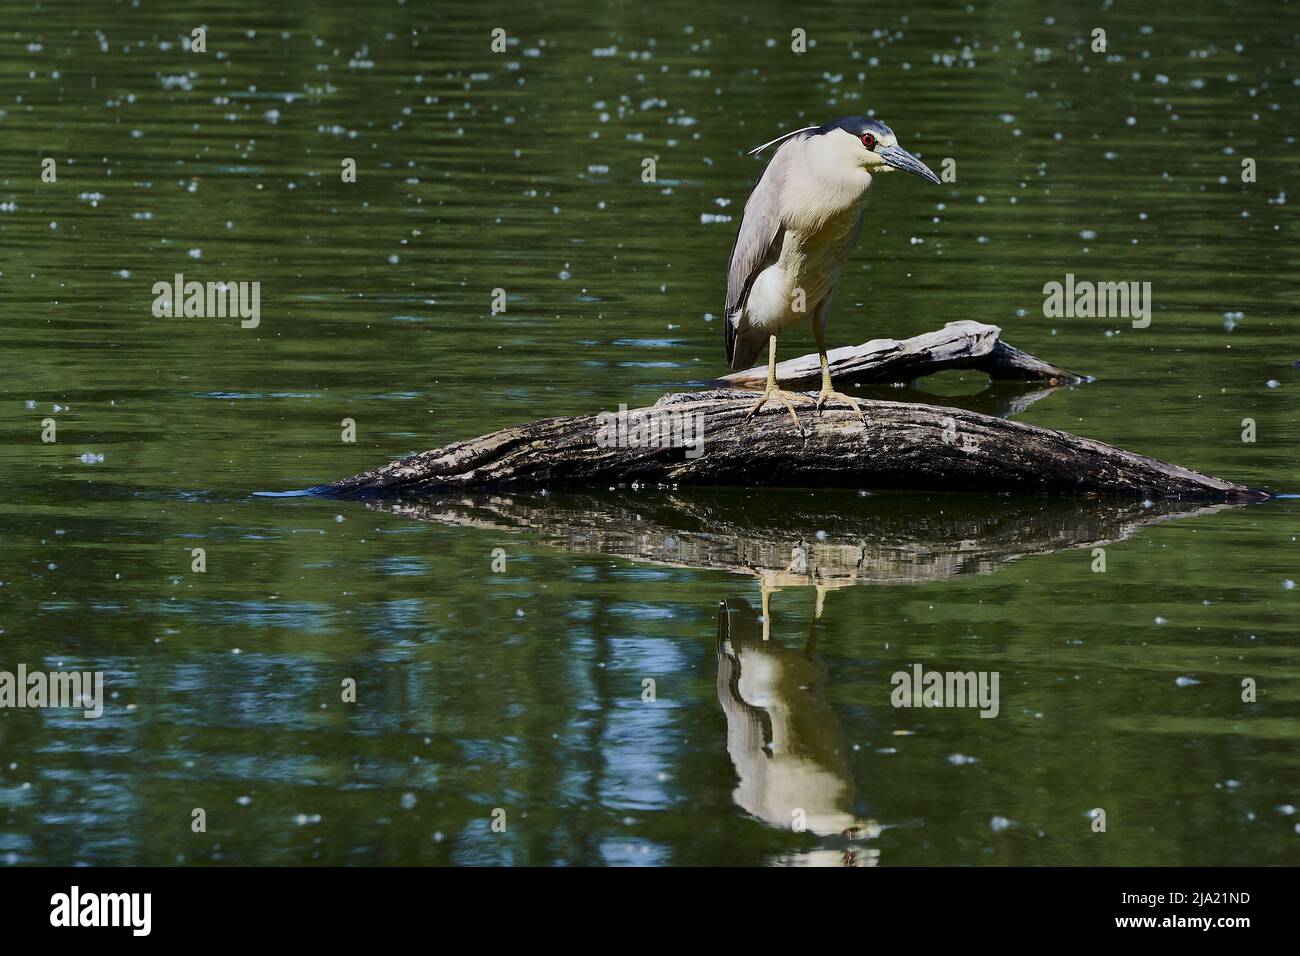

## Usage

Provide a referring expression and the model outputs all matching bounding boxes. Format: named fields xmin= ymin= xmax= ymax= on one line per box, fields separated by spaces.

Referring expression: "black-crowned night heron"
xmin=724 ymin=116 xmax=940 ymax=426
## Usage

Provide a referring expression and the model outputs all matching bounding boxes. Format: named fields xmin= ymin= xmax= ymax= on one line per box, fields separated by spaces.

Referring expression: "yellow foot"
xmin=746 ymin=387 xmax=813 ymax=430
xmin=816 ymin=388 xmax=865 ymax=423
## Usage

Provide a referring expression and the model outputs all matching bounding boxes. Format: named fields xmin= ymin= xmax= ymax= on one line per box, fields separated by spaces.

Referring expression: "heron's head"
xmin=753 ymin=116 xmax=941 ymax=186
xmin=821 ymin=116 xmax=941 ymax=184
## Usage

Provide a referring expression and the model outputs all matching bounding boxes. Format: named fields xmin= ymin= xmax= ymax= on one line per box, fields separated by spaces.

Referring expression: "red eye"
xmin=861 ymin=133 xmax=877 ymax=149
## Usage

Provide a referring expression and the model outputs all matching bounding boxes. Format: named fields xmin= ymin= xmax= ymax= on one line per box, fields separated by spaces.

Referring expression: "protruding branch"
xmin=718 ymin=320 xmax=1087 ymax=389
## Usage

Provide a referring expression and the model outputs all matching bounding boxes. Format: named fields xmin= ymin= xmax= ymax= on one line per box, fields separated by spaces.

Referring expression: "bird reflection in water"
xmin=716 ymin=594 xmax=881 ymax=867
xmin=353 ymin=491 xmax=1241 ymax=864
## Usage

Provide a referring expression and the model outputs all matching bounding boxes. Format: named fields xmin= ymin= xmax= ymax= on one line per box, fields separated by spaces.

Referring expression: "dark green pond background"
xmin=1 ymin=0 xmax=1297 ymax=865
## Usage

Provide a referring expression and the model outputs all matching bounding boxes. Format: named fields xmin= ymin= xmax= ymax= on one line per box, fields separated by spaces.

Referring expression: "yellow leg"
xmin=812 ymin=323 xmax=865 ymax=423
xmin=745 ymin=335 xmax=812 ymax=431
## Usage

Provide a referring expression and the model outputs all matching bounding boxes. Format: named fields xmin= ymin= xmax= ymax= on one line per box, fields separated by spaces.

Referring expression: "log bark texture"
xmin=326 ymin=390 xmax=1264 ymax=502
xmin=323 ymin=323 xmax=1266 ymax=502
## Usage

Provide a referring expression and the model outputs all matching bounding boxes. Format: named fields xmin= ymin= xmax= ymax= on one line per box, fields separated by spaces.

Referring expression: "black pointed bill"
xmin=878 ymin=144 xmax=941 ymax=184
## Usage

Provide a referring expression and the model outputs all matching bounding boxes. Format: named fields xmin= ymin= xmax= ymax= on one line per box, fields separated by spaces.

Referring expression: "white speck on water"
xmin=1175 ymin=676 xmax=1200 ymax=686
xmin=948 ymin=754 xmax=978 ymax=766
xmin=400 ymin=793 xmax=417 ymax=810
xmin=990 ymin=816 xmax=1015 ymax=832
xmin=1283 ymin=580 xmax=1295 ymax=590
xmin=1154 ymin=616 xmax=1167 ymax=625
xmin=77 ymin=452 xmax=105 ymax=464
xmin=236 ymin=795 xmax=252 ymax=806
xmin=1266 ymin=380 xmax=1281 ymax=388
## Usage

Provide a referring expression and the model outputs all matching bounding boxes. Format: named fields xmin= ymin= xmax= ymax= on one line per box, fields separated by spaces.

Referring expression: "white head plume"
xmin=747 ymin=125 xmax=820 ymax=156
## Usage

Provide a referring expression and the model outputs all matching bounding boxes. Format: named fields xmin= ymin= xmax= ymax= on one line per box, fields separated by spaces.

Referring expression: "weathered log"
xmin=324 ymin=388 xmax=1264 ymax=501
xmin=718 ymin=320 xmax=1086 ymax=388
xmin=321 ymin=322 xmax=1265 ymax=502
xmin=353 ymin=490 xmax=1243 ymax=587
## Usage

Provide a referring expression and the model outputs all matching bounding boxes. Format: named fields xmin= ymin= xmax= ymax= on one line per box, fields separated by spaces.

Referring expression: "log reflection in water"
xmin=358 ymin=489 xmax=1239 ymax=588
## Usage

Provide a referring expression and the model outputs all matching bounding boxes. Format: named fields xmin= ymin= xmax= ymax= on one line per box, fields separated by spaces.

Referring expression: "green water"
xmin=1 ymin=0 xmax=1297 ymax=865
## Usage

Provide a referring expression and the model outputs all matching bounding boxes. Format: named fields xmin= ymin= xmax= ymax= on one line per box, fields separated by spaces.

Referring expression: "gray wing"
xmin=724 ymin=148 xmax=792 ymax=367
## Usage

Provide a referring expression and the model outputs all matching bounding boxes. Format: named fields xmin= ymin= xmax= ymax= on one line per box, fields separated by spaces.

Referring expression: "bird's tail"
xmin=725 ymin=313 xmax=768 ymax=372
